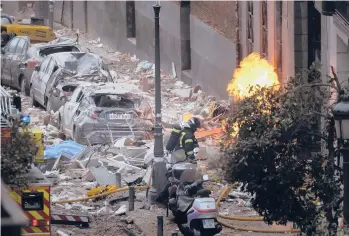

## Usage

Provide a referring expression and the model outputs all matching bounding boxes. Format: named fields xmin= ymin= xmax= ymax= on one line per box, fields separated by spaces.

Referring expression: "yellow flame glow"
xmin=227 ymin=53 xmax=279 ymax=99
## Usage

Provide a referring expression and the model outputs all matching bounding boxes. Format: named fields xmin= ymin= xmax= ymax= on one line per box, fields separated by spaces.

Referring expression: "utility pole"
xmin=148 ymin=2 xmax=167 ymax=205
xmin=49 ymin=0 xmax=54 ymax=28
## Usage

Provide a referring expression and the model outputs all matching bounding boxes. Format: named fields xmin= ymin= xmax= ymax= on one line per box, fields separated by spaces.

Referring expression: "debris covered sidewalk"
xmin=14 ymin=24 xmax=298 ymax=236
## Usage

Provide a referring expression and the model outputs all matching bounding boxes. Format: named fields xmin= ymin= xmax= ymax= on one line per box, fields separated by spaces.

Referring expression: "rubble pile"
xmin=1 ymin=26 xmax=271 ymax=235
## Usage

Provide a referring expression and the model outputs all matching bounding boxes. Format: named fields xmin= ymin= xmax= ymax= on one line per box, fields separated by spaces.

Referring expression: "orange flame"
xmin=227 ymin=53 xmax=279 ymax=99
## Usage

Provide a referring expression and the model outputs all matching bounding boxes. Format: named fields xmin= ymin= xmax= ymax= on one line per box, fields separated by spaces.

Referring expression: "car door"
xmin=32 ymin=57 xmax=50 ymax=105
xmin=10 ymin=38 xmax=26 ymax=88
xmin=40 ymin=58 xmax=55 ymax=106
xmin=62 ymin=87 xmax=84 ymax=136
xmin=1 ymin=37 xmax=19 ymax=85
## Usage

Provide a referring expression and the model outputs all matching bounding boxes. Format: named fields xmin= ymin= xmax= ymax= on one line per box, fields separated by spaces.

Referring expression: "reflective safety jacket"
xmin=166 ymin=124 xmax=182 ymax=152
xmin=178 ymin=127 xmax=199 ymax=159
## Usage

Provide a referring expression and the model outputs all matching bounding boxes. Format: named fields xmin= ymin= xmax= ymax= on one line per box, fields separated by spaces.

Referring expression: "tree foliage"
xmin=1 ymin=119 xmax=36 ymax=187
xmin=222 ymin=66 xmax=343 ymax=235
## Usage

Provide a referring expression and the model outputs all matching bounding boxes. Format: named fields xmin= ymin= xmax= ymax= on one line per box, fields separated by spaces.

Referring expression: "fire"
xmin=227 ymin=53 xmax=279 ymax=99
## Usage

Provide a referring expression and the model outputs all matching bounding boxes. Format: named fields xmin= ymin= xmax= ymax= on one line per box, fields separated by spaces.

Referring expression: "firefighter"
xmin=166 ymin=117 xmax=201 ymax=161
xmin=165 ymin=123 xmax=183 ymax=153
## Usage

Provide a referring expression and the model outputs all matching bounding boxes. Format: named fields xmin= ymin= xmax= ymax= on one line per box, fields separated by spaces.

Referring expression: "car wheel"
xmin=30 ymin=87 xmax=39 ymax=107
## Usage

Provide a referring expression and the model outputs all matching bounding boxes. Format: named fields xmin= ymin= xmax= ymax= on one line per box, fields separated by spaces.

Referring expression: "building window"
xmin=247 ymin=1 xmax=254 ymax=55
xmin=275 ymin=1 xmax=282 ymax=78
xmin=261 ymin=0 xmax=268 ymax=59
xmin=126 ymin=1 xmax=136 ymax=43
xmin=180 ymin=1 xmax=191 ymax=70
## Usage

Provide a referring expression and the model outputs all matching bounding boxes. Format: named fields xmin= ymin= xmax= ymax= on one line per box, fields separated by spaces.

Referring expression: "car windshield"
xmin=1 ymin=18 xmax=11 ymax=24
xmin=63 ymin=53 xmax=102 ymax=75
xmin=39 ymin=46 xmax=80 ymax=57
xmin=93 ymin=94 xmax=135 ymax=108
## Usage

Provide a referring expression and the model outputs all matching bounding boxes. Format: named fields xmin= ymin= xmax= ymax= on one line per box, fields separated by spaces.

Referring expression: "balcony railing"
xmin=335 ymin=1 xmax=349 ymax=24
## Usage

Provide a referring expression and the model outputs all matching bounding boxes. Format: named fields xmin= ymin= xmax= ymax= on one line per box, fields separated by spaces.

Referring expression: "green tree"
xmin=222 ymin=65 xmax=343 ymax=235
xmin=1 ymin=119 xmax=36 ymax=187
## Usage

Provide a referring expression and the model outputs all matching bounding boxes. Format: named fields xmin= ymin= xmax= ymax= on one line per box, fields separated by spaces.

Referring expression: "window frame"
xmin=247 ymin=1 xmax=254 ymax=55
xmin=15 ymin=38 xmax=26 ymax=54
xmin=261 ymin=0 xmax=268 ymax=59
xmin=6 ymin=37 xmax=20 ymax=54
xmin=39 ymin=57 xmax=51 ymax=73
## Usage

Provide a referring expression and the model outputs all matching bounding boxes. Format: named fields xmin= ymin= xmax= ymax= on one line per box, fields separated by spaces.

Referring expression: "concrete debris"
xmin=142 ymin=166 xmax=152 ymax=185
xmin=123 ymin=169 xmax=146 ymax=185
xmin=229 ymin=190 xmax=251 ymax=200
xmin=110 ymin=70 xmax=118 ymax=80
xmin=82 ymin=170 xmax=96 ymax=182
xmin=136 ymin=61 xmax=154 ymax=73
xmin=112 ymin=154 xmax=128 ymax=162
xmin=89 ymin=166 xmax=117 ymax=186
xmin=57 ymin=230 xmax=71 ymax=236
xmin=65 ymin=169 xmax=88 ymax=179
xmin=193 ymin=84 xmax=202 ymax=94
xmin=115 ymin=204 xmax=127 ymax=215
xmin=130 ymin=54 xmax=138 ymax=62
xmin=174 ymin=80 xmax=184 ymax=88
xmin=125 ymin=216 xmax=134 ymax=224
xmin=172 ymin=88 xmax=192 ymax=99
xmin=143 ymin=144 xmax=154 ymax=166
xmin=52 ymin=154 xmax=71 ymax=171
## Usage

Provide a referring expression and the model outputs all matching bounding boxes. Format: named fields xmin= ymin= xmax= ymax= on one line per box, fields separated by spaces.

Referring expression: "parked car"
xmin=1 ymin=36 xmax=30 ymax=93
xmin=58 ymin=83 xmax=151 ymax=145
xmin=1 ymin=13 xmax=14 ymax=25
xmin=30 ymin=52 xmax=113 ymax=112
xmin=1 ymin=36 xmax=82 ymax=95
xmin=23 ymin=38 xmax=82 ymax=95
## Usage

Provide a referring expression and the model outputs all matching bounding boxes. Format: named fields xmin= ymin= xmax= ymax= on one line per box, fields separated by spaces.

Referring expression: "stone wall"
xmin=2 ymin=0 xmax=238 ymax=99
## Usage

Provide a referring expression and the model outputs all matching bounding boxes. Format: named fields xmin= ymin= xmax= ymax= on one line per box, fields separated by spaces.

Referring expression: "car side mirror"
xmin=34 ymin=64 xmax=41 ymax=71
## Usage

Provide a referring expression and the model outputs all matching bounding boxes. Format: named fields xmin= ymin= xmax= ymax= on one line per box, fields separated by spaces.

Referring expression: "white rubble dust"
xmin=3 ymin=24 xmax=297 ymax=236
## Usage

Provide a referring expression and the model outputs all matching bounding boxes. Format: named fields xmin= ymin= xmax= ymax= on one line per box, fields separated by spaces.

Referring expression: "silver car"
xmin=58 ymin=83 xmax=152 ymax=145
xmin=1 ymin=36 xmax=82 ymax=96
xmin=30 ymin=52 xmax=113 ymax=112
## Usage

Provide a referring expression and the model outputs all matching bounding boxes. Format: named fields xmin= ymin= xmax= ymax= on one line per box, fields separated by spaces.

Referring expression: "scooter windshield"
xmin=179 ymin=165 xmax=203 ymax=185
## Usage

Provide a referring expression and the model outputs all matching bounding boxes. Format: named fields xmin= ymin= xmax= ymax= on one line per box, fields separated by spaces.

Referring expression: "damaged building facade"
xmin=2 ymin=1 xmax=349 ymax=97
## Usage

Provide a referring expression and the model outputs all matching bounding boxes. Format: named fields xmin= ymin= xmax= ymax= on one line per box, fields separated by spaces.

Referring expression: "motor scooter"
xmin=158 ymin=150 xmax=222 ymax=236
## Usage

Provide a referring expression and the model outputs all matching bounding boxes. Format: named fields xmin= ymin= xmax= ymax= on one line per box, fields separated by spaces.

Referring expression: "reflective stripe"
xmin=185 ymin=139 xmax=193 ymax=143
xmin=179 ymin=132 xmax=186 ymax=148
xmin=172 ymin=128 xmax=181 ymax=133
xmin=186 ymin=151 xmax=194 ymax=155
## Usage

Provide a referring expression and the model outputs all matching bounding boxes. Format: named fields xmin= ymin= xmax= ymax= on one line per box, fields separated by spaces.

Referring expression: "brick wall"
xmin=191 ymin=1 xmax=238 ymax=43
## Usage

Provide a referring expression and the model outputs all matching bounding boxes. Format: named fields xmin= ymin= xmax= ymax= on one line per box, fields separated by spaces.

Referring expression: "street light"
xmin=148 ymin=1 xmax=167 ymax=205
xmin=332 ymin=100 xmax=349 ymax=226
xmin=49 ymin=0 xmax=54 ymax=28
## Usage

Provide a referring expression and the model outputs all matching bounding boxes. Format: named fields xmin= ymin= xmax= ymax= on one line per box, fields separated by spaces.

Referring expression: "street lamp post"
xmin=148 ymin=2 xmax=167 ymax=205
xmin=49 ymin=0 xmax=54 ymax=28
xmin=332 ymin=100 xmax=349 ymax=226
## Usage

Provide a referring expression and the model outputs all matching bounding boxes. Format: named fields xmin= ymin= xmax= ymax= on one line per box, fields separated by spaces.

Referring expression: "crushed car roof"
xmin=48 ymin=52 xmax=104 ymax=75
xmin=33 ymin=38 xmax=80 ymax=50
xmin=81 ymin=82 xmax=140 ymax=96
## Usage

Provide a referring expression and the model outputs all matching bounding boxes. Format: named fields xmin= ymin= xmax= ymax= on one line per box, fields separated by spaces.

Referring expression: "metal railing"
xmin=335 ymin=2 xmax=349 ymax=25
